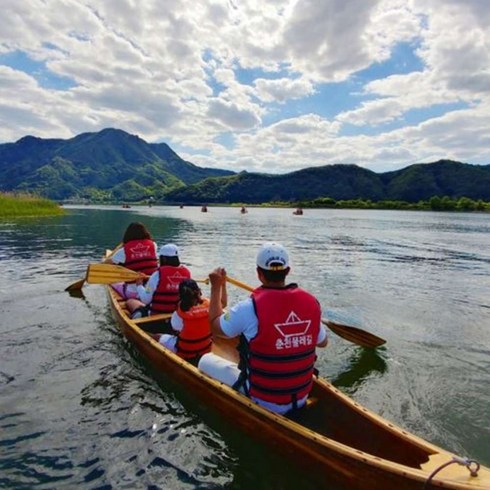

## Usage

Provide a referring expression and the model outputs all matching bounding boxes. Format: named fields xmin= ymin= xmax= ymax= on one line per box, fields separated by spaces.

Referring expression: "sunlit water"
xmin=1 ymin=205 xmax=489 ymax=489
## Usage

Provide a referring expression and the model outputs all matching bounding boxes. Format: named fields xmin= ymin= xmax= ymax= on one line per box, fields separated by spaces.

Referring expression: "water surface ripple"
xmin=1 ymin=206 xmax=489 ymax=488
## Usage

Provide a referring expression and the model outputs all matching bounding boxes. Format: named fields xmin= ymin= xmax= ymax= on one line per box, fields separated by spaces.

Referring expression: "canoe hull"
xmin=106 ymin=285 xmax=489 ymax=490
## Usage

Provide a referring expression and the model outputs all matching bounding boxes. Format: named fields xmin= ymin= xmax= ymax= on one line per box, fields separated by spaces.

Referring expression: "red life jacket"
xmin=176 ymin=298 xmax=212 ymax=360
xmin=244 ymin=285 xmax=321 ymax=405
xmin=150 ymin=265 xmax=191 ymax=314
xmin=123 ymin=239 xmax=158 ymax=275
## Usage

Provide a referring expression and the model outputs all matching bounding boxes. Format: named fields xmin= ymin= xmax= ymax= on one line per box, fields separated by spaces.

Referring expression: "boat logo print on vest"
xmin=273 ymin=312 xmax=313 ymax=350
xmin=166 ymin=271 xmax=188 ymax=290
xmin=129 ymin=242 xmax=151 ymax=258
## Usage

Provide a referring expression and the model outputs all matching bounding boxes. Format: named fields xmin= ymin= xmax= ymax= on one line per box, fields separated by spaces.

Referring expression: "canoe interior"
xmin=105 ymin=278 xmax=490 ymax=489
xmin=112 ymin=287 xmax=431 ymax=469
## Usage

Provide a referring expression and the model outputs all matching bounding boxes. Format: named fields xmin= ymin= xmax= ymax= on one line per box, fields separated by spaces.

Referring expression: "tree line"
xmin=292 ymin=196 xmax=490 ymax=211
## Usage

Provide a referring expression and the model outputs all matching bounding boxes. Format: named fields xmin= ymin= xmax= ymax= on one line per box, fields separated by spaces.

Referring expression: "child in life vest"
xmin=154 ymin=279 xmax=227 ymax=362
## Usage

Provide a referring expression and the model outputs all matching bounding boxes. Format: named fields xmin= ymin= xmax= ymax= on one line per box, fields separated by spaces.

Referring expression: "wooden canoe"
xmin=104 ymin=277 xmax=489 ymax=489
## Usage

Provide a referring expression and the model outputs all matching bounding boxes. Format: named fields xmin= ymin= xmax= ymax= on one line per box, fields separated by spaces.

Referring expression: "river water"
xmin=1 ymin=205 xmax=489 ymax=489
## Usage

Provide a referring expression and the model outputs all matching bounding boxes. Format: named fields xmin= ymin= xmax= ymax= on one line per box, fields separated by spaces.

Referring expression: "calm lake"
xmin=1 ymin=205 xmax=489 ymax=489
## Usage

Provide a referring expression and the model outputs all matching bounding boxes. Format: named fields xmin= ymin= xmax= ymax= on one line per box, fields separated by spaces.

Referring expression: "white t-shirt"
xmin=170 ymin=311 xmax=184 ymax=332
xmin=136 ymin=270 xmax=161 ymax=305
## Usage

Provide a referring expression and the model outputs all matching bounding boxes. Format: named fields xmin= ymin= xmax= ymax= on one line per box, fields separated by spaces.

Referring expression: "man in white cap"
xmin=199 ymin=242 xmax=328 ymax=415
xmin=126 ymin=243 xmax=191 ymax=320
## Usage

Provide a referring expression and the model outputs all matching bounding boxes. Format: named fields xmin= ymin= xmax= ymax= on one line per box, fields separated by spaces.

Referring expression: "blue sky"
xmin=1 ymin=0 xmax=489 ymax=174
xmin=0 ymin=50 xmax=77 ymax=90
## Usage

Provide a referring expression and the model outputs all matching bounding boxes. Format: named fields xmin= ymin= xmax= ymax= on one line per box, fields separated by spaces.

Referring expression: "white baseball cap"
xmin=159 ymin=243 xmax=179 ymax=257
xmin=256 ymin=242 xmax=289 ymax=270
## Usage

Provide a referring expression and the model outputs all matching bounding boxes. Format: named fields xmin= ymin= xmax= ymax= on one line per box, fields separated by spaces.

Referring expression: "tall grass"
xmin=0 ymin=192 xmax=65 ymax=218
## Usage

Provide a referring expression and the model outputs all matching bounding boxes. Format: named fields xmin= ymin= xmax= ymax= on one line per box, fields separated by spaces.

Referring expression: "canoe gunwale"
xmin=103 ymin=264 xmax=489 ymax=489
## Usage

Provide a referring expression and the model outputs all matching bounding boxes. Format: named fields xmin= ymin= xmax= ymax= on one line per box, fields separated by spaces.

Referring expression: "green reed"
xmin=0 ymin=192 xmax=65 ymax=218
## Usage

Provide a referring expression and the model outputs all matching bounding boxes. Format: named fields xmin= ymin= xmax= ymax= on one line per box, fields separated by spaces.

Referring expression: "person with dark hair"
xmin=126 ymin=243 xmax=192 ymax=317
xmin=199 ymin=242 xmax=328 ymax=415
xmin=105 ymin=222 xmax=158 ymax=298
xmin=153 ymin=279 xmax=227 ymax=362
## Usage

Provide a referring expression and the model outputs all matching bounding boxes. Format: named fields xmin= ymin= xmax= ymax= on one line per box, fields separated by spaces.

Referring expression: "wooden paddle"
xmin=65 ymin=276 xmax=86 ymax=292
xmin=65 ymin=244 xmax=123 ymax=292
xmin=224 ymin=276 xmax=386 ymax=348
xmin=84 ymin=263 xmax=210 ymax=287
xmin=86 ymin=263 xmax=149 ymax=284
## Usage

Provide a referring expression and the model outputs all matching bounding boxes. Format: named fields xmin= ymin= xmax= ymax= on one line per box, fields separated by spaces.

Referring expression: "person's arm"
xmin=220 ymin=281 xmax=228 ymax=309
xmin=137 ymin=271 xmax=159 ymax=305
xmin=219 ymin=299 xmax=257 ymax=340
xmin=170 ymin=311 xmax=183 ymax=333
xmin=208 ymin=267 xmax=227 ymax=337
xmin=316 ymin=323 xmax=328 ymax=348
xmin=104 ymin=248 xmax=125 ymax=264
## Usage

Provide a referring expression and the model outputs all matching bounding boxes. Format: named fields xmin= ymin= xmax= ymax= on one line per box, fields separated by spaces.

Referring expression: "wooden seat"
xmin=133 ymin=313 xmax=172 ymax=325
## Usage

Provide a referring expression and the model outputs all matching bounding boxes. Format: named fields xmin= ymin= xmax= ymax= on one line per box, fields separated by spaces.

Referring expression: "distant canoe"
xmin=293 ymin=208 xmax=303 ymax=215
xmin=240 ymin=207 xmax=248 ymax=214
xmin=201 ymin=205 xmax=208 ymax=212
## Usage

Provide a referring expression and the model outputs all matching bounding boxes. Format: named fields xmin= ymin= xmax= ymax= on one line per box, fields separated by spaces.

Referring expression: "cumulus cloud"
xmin=336 ymin=72 xmax=460 ymax=126
xmin=207 ymin=98 xmax=261 ymax=130
xmin=281 ymin=0 xmax=421 ymax=82
xmin=253 ymin=77 xmax=314 ymax=103
xmin=0 ymin=0 xmax=489 ymax=173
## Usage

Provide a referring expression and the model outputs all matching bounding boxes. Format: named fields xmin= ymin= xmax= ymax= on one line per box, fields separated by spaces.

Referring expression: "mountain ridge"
xmin=0 ymin=128 xmax=234 ymax=200
xmin=1 ymin=128 xmax=489 ymax=203
xmin=166 ymin=159 xmax=490 ymax=204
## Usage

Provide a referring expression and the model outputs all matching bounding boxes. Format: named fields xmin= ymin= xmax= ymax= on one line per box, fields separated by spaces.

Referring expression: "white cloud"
xmin=0 ymin=0 xmax=489 ymax=173
xmin=334 ymin=0 xmax=490 ymax=129
xmin=281 ymin=0 xmax=421 ymax=82
xmin=336 ymin=72 xmax=459 ymax=126
xmin=414 ymin=0 xmax=490 ymax=97
xmin=254 ymin=77 xmax=314 ymax=103
xmin=207 ymin=98 xmax=261 ymax=130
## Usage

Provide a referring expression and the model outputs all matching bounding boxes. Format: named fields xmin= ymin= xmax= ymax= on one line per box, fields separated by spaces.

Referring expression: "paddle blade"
xmin=86 ymin=263 xmax=148 ymax=284
xmin=322 ymin=320 xmax=386 ymax=348
xmin=67 ymin=288 xmax=86 ymax=299
xmin=65 ymin=277 xmax=86 ymax=292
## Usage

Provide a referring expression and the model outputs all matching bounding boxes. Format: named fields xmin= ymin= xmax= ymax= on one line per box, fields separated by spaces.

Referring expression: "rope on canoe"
xmin=423 ymin=456 xmax=480 ymax=489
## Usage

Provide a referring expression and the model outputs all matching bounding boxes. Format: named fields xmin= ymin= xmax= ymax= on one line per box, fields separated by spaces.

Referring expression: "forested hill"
xmin=0 ymin=128 xmax=234 ymax=201
xmin=166 ymin=160 xmax=490 ymax=204
xmin=379 ymin=161 xmax=490 ymax=202
xmin=0 ymin=128 xmax=488 ymax=203
xmin=167 ymin=165 xmax=384 ymax=203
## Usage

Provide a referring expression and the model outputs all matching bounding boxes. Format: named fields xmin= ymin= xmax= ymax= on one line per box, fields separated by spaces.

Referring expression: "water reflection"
xmin=331 ymin=347 xmax=388 ymax=394
xmin=0 ymin=207 xmax=190 ymax=262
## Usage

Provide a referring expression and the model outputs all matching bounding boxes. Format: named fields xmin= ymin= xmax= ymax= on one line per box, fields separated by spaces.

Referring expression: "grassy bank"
xmin=0 ymin=192 xmax=65 ymax=218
